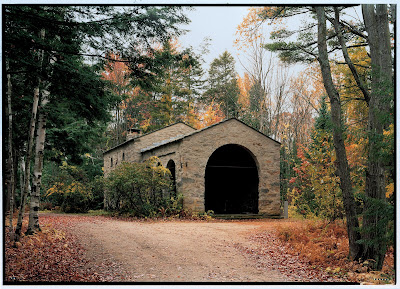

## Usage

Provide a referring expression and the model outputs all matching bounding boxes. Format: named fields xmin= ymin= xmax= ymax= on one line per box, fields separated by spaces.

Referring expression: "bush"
xmin=104 ymin=157 xmax=181 ymax=217
xmin=42 ymin=159 xmax=105 ymax=212
xmin=40 ymin=202 xmax=54 ymax=211
xmin=61 ymin=182 xmax=92 ymax=213
xmin=88 ymin=175 xmax=105 ymax=210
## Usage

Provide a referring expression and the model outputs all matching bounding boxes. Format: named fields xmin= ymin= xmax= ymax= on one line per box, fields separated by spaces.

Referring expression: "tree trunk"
xmin=27 ymin=90 xmax=49 ymax=234
xmin=13 ymin=149 xmax=19 ymax=210
xmin=14 ymin=85 xmax=41 ymax=241
xmin=333 ymin=7 xmax=370 ymax=104
xmin=315 ymin=6 xmax=362 ymax=260
xmin=19 ymin=156 xmax=26 ymax=205
xmin=361 ymin=4 xmax=393 ymax=270
xmin=14 ymin=28 xmax=45 ymax=242
xmin=6 ymin=61 xmax=15 ymax=238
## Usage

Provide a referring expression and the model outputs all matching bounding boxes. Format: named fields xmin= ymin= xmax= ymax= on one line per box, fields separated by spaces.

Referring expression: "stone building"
xmin=103 ymin=118 xmax=281 ymax=216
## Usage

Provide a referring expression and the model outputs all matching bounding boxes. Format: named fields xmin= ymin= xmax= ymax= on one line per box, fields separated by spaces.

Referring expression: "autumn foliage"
xmin=273 ymin=220 xmax=395 ymax=284
xmin=5 ymin=215 xmax=109 ymax=283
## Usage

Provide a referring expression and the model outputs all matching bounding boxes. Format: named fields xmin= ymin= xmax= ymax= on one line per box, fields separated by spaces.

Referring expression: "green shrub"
xmin=42 ymin=158 xmax=106 ymax=211
xmin=104 ymin=157 xmax=181 ymax=217
xmin=89 ymin=175 xmax=105 ymax=210
xmin=61 ymin=182 xmax=91 ymax=213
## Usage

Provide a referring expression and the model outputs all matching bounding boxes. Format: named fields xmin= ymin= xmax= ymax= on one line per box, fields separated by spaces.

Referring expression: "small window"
xmin=111 ymin=158 xmax=113 ymax=167
xmin=122 ymin=153 xmax=125 ymax=161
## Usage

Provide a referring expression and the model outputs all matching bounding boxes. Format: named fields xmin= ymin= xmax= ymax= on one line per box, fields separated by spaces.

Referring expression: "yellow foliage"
xmin=235 ymin=7 xmax=285 ymax=50
xmin=386 ymin=183 xmax=394 ymax=199
xmin=46 ymin=182 xmax=65 ymax=197
xmin=383 ymin=123 xmax=394 ymax=137
xmin=145 ymin=156 xmax=171 ymax=176
xmin=141 ymin=118 xmax=151 ymax=131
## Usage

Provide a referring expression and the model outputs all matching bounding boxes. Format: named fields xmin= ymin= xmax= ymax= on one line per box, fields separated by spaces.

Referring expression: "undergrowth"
xmin=4 ymin=216 xmax=104 ymax=282
xmin=97 ymin=208 xmax=215 ymax=222
xmin=275 ymin=220 xmax=395 ymax=284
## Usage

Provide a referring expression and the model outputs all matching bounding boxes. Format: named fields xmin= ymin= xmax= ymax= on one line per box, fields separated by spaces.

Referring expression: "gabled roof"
xmin=140 ymin=118 xmax=281 ymax=153
xmin=103 ymin=121 xmax=196 ymax=155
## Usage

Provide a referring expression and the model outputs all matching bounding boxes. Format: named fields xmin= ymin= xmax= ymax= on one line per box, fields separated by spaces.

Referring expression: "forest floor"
xmin=4 ymin=213 xmax=394 ymax=284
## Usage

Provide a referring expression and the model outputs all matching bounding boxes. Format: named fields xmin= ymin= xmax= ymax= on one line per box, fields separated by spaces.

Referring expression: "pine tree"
xmin=122 ymin=40 xmax=204 ymax=132
xmin=204 ymin=51 xmax=240 ymax=118
xmin=4 ymin=5 xmax=190 ymax=237
xmin=290 ymin=95 xmax=344 ymax=220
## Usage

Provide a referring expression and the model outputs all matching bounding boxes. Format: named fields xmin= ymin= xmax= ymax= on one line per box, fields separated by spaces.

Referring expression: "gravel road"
xmin=72 ymin=218 xmax=288 ymax=282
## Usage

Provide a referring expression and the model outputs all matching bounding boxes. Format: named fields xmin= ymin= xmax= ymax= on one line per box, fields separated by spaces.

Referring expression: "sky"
xmin=177 ymin=5 xmax=309 ymax=78
xmin=178 ymin=6 xmax=251 ymax=76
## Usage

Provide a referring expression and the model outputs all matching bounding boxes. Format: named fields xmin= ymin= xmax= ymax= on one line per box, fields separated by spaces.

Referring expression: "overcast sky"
xmin=178 ymin=6 xmax=251 ymax=76
xmin=177 ymin=5 xmax=369 ymax=77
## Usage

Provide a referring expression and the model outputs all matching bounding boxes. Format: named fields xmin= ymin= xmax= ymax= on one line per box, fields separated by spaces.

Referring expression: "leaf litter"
xmin=5 ymin=214 xmax=130 ymax=283
xmin=5 ymin=215 xmax=395 ymax=284
xmin=236 ymin=220 xmax=395 ymax=284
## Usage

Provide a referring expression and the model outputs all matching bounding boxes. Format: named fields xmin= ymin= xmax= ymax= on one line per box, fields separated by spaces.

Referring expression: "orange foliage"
xmin=275 ymin=220 xmax=395 ymax=284
xmin=5 ymin=216 xmax=109 ymax=282
xmin=101 ymin=53 xmax=130 ymax=95
xmin=198 ymin=101 xmax=225 ymax=128
xmin=237 ymin=73 xmax=251 ymax=109
xmin=183 ymin=103 xmax=202 ymax=129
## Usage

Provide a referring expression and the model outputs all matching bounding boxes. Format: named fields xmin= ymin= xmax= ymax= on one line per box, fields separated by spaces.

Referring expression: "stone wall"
xmin=104 ymin=119 xmax=281 ymax=216
xmin=177 ymin=119 xmax=281 ymax=215
xmin=141 ymin=141 xmax=183 ymax=195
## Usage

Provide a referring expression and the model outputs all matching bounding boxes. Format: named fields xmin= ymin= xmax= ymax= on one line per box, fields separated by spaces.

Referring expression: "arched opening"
xmin=205 ymin=144 xmax=259 ymax=214
xmin=166 ymin=159 xmax=177 ymax=197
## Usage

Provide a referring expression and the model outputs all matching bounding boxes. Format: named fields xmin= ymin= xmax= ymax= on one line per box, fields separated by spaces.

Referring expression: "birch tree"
xmin=27 ymin=89 xmax=50 ymax=234
xmin=6 ymin=61 xmax=15 ymax=238
xmin=235 ymin=12 xmax=292 ymax=138
xmin=14 ymin=28 xmax=46 ymax=242
xmin=5 ymin=5 xmax=191 ymax=237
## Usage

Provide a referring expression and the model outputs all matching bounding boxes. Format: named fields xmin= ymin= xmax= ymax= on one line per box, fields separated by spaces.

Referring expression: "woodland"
xmin=3 ymin=5 xmax=395 ymax=283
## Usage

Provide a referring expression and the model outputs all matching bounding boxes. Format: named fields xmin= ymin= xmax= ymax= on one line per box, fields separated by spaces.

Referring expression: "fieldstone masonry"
xmin=103 ymin=118 xmax=281 ymax=216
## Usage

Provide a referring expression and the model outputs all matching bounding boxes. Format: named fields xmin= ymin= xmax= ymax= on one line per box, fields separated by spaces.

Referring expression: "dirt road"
xmin=72 ymin=218 xmax=288 ymax=282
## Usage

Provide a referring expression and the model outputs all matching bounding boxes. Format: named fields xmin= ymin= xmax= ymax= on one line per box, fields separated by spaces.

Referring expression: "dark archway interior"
xmin=205 ymin=144 xmax=259 ymax=214
xmin=166 ymin=160 xmax=177 ymax=197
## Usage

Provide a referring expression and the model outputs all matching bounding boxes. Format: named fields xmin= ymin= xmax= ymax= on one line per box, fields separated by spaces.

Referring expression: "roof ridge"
xmin=103 ymin=121 xmax=196 ymax=154
xmin=140 ymin=117 xmax=280 ymax=153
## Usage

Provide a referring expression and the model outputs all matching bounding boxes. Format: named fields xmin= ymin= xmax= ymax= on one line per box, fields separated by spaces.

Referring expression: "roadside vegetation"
xmin=4 ymin=4 xmax=394 ymax=284
xmin=5 ymin=215 xmax=394 ymax=284
xmin=273 ymin=220 xmax=394 ymax=284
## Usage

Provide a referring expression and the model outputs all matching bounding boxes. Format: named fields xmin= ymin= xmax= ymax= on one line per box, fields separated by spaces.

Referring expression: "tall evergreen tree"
xmin=117 ymin=40 xmax=204 ymax=133
xmin=204 ymin=51 xmax=240 ymax=118
xmin=290 ymin=95 xmax=344 ymax=221
xmin=4 ymin=5 xmax=190 ymax=237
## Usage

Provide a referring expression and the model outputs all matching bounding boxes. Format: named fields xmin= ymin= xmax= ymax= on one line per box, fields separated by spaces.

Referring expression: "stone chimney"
xmin=127 ymin=128 xmax=141 ymax=141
